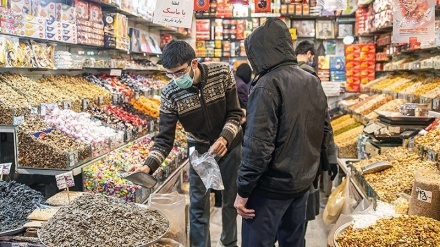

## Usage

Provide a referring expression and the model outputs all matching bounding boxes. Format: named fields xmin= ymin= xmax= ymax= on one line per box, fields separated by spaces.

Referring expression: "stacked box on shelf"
xmin=74 ymin=0 xmax=104 ymax=46
xmin=345 ymin=44 xmax=375 ymax=92
xmin=318 ymin=56 xmax=330 ymax=82
xmin=104 ymin=12 xmax=129 ymax=51
xmin=330 ymin=56 xmax=346 ymax=82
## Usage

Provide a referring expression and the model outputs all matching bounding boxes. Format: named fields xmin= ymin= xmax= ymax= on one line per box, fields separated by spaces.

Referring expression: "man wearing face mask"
xmin=295 ymin=40 xmax=316 ymax=75
xmin=129 ymin=40 xmax=243 ymax=247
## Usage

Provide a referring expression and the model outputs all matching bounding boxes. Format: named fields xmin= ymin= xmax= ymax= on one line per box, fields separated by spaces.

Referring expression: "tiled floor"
xmin=209 ymin=207 xmax=331 ymax=247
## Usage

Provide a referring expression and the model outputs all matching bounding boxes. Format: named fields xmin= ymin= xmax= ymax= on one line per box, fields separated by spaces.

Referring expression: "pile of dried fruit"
xmin=38 ymin=193 xmax=169 ymax=247
xmin=0 ymin=181 xmax=45 ymax=233
xmin=336 ymin=215 xmax=440 ymax=247
xmin=130 ymin=96 xmax=161 ymax=119
xmin=334 ymin=125 xmax=364 ymax=158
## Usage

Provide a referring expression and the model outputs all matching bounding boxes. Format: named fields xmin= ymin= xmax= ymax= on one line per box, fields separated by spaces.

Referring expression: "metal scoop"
xmin=117 ymin=170 xmax=157 ymax=189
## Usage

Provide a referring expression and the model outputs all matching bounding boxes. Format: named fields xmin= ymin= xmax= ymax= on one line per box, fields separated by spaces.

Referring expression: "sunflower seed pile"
xmin=38 ymin=193 xmax=169 ymax=247
xmin=0 ymin=181 xmax=46 ymax=233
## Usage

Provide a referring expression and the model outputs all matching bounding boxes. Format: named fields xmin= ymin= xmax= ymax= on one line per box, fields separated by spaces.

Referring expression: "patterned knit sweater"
xmin=145 ymin=62 xmax=243 ymax=172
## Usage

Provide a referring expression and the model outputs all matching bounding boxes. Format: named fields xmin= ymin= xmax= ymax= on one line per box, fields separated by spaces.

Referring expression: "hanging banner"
xmin=254 ymin=0 xmax=271 ymax=12
xmin=153 ymin=0 xmax=194 ymax=28
xmin=392 ymin=0 xmax=435 ymax=43
xmin=194 ymin=0 xmax=209 ymax=11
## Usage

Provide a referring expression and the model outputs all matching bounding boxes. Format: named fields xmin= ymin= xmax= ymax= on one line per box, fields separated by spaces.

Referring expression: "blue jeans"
xmin=189 ymin=145 xmax=242 ymax=247
xmin=241 ymin=191 xmax=309 ymax=247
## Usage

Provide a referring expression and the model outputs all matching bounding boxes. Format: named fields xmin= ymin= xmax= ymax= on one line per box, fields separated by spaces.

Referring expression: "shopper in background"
xmin=234 ymin=18 xmax=332 ymax=247
xmin=129 ymin=40 xmax=243 ymax=247
xmin=234 ymin=63 xmax=252 ymax=130
xmin=295 ymin=40 xmax=316 ymax=75
xmin=295 ymin=40 xmax=339 ymax=246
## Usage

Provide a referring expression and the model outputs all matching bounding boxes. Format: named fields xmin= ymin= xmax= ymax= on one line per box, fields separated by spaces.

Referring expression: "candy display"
xmin=44 ymin=108 xmax=124 ymax=157
xmin=83 ymin=133 xmax=186 ymax=202
xmin=352 ymin=147 xmax=437 ymax=202
xmin=130 ymin=96 xmax=161 ymax=119
xmin=336 ymin=215 xmax=440 ymax=246
xmin=0 ymin=181 xmax=46 ymax=233
xmin=38 ymin=193 xmax=169 ymax=247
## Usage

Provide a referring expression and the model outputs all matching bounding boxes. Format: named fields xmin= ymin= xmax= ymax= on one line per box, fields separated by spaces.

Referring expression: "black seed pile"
xmin=0 ymin=181 xmax=46 ymax=232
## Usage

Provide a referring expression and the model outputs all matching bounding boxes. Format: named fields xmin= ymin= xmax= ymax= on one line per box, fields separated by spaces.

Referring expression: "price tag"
xmin=62 ymin=101 xmax=71 ymax=110
xmin=0 ymin=163 xmax=12 ymax=175
xmin=13 ymin=116 xmax=24 ymax=126
xmin=134 ymin=91 xmax=140 ymax=100
xmin=433 ymin=99 xmax=439 ymax=110
xmin=46 ymin=104 xmax=57 ymax=111
xmin=40 ymin=104 xmax=47 ymax=116
xmin=112 ymin=94 xmax=119 ymax=105
xmin=416 ymin=187 xmax=432 ymax=203
xmin=12 ymin=243 xmax=28 ymax=247
xmin=427 ymin=149 xmax=436 ymax=161
xmin=68 ymin=150 xmax=78 ymax=167
xmin=142 ymin=90 xmax=148 ymax=97
xmin=393 ymin=92 xmax=398 ymax=99
xmin=420 ymin=97 xmax=426 ymax=104
xmin=126 ymin=130 xmax=132 ymax=141
xmin=55 ymin=171 xmax=75 ymax=190
xmin=110 ymin=69 xmax=122 ymax=77
xmin=138 ymin=125 xmax=143 ymax=133
xmin=82 ymin=99 xmax=89 ymax=111
xmin=149 ymin=88 xmax=154 ymax=97
xmin=408 ymin=94 xmax=414 ymax=103
xmin=98 ymin=96 xmax=104 ymax=106
xmin=148 ymin=121 xmax=154 ymax=132
xmin=29 ymin=106 xmax=38 ymax=116
xmin=388 ymin=126 xmax=400 ymax=133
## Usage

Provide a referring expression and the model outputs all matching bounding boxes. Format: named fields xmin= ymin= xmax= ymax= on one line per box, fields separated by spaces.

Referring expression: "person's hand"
xmin=128 ymin=165 xmax=151 ymax=174
xmin=209 ymin=136 xmax=228 ymax=157
xmin=329 ymin=163 xmax=338 ymax=181
xmin=234 ymin=194 xmax=255 ymax=219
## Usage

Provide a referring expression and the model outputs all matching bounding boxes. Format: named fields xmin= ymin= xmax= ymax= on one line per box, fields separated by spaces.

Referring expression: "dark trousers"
xmin=241 ymin=191 xmax=309 ymax=247
xmin=189 ymin=145 xmax=242 ymax=247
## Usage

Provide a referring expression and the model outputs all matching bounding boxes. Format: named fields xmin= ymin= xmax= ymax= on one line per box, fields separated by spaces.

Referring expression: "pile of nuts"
xmin=336 ymin=215 xmax=440 ymax=246
xmin=352 ymin=147 xmax=437 ymax=202
xmin=38 ymin=193 xmax=169 ymax=247
xmin=334 ymin=125 xmax=364 ymax=158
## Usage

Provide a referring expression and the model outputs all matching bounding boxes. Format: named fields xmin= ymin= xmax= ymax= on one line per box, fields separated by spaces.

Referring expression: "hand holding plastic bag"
xmin=190 ymin=150 xmax=224 ymax=191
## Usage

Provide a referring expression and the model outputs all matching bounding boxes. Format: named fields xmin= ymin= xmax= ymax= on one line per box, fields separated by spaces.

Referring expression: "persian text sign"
xmin=153 ymin=0 xmax=194 ymax=28
xmin=392 ymin=0 xmax=435 ymax=43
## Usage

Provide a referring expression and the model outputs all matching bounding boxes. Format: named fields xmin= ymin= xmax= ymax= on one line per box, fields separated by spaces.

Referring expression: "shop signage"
xmin=154 ymin=0 xmax=194 ymax=28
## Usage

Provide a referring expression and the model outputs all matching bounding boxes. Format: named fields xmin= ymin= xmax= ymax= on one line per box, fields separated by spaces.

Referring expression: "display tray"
xmin=333 ymin=222 xmax=353 ymax=247
xmin=376 ymin=110 xmax=435 ymax=123
xmin=0 ymin=227 xmax=25 ymax=237
xmin=37 ymin=203 xmax=170 ymax=247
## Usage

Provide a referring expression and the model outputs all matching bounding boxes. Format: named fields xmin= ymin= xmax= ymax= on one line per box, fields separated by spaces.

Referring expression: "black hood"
xmin=245 ymin=18 xmax=297 ymax=75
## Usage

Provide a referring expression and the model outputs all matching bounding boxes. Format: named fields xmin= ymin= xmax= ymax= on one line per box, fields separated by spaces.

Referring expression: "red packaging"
xmin=255 ymin=0 xmax=271 ymax=13
xmin=74 ymin=0 xmax=88 ymax=20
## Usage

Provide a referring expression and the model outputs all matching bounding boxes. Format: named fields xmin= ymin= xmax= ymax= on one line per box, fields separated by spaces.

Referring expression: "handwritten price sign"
xmin=153 ymin=0 xmax=194 ymax=28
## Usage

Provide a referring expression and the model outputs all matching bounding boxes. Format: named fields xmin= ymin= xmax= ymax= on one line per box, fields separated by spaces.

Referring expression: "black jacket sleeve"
xmin=237 ymin=86 xmax=279 ymax=198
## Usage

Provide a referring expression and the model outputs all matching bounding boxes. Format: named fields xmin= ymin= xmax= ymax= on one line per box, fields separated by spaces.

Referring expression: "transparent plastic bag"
xmin=190 ymin=150 xmax=224 ymax=191
xmin=148 ymin=192 xmax=186 ymax=245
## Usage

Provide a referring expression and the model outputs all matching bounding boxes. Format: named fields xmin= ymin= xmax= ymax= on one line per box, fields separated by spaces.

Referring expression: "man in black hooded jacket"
xmin=234 ymin=18 xmax=331 ymax=247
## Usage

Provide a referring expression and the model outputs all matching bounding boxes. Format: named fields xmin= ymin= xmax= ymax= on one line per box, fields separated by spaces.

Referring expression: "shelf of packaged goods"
xmin=87 ymin=0 xmax=188 ymax=37
xmin=15 ymin=133 xmax=156 ymax=176
xmin=397 ymin=46 xmax=440 ymax=55
xmin=198 ymin=56 xmax=247 ymax=59
xmin=380 ymin=68 xmax=440 ymax=73
xmin=0 ymin=67 xmax=164 ymax=73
